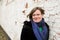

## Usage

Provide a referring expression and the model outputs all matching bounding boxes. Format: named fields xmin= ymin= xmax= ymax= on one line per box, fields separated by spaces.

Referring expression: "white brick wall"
xmin=0 ymin=0 xmax=60 ymax=40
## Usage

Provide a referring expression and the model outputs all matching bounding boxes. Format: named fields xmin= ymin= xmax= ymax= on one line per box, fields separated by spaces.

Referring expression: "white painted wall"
xmin=0 ymin=0 xmax=60 ymax=40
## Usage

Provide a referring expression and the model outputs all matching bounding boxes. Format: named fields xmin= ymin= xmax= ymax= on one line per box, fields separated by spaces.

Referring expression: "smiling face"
xmin=32 ymin=9 xmax=43 ymax=23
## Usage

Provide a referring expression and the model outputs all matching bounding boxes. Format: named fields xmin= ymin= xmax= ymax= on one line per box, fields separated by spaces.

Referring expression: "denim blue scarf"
xmin=31 ymin=18 xmax=48 ymax=40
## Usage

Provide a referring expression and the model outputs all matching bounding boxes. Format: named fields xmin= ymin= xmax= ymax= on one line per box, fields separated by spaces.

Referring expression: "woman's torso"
xmin=21 ymin=21 xmax=49 ymax=40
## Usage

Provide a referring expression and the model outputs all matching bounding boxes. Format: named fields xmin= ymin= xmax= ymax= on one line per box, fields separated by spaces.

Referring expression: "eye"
xmin=37 ymin=14 xmax=40 ymax=16
xmin=32 ymin=14 xmax=41 ymax=16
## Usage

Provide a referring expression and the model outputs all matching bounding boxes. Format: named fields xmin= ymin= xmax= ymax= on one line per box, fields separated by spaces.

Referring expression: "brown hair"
xmin=27 ymin=7 xmax=45 ymax=20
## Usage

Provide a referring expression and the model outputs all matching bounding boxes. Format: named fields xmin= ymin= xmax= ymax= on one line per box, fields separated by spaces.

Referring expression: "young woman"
xmin=21 ymin=7 xmax=50 ymax=40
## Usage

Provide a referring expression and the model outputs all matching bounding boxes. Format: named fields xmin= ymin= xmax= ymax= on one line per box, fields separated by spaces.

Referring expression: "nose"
xmin=34 ymin=15 xmax=38 ymax=17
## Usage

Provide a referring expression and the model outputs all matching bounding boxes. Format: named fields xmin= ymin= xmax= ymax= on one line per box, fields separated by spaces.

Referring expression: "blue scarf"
xmin=31 ymin=18 xmax=48 ymax=40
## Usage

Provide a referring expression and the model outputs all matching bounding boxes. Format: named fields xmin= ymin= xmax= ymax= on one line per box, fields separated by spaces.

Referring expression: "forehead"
xmin=33 ymin=9 xmax=41 ymax=14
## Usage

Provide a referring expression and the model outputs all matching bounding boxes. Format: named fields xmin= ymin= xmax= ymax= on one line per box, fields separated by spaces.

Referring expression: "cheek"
xmin=32 ymin=16 xmax=37 ymax=20
xmin=32 ymin=16 xmax=43 ymax=20
xmin=37 ymin=15 xmax=43 ymax=19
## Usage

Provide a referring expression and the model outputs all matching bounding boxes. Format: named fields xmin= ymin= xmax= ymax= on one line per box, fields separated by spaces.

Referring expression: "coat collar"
xmin=24 ymin=20 xmax=49 ymax=29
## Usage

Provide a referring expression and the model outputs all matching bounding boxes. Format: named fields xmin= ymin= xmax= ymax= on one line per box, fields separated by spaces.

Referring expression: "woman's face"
xmin=32 ymin=9 xmax=43 ymax=23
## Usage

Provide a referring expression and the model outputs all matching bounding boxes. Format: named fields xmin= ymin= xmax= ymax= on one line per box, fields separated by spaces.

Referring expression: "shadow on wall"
xmin=0 ymin=25 xmax=11 ymax=40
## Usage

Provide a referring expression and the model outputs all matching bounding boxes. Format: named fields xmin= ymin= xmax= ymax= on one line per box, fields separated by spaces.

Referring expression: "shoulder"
xmin=24 ymin=21 xmax=32 ymax=26
xmin=23 ymin=21 xmax=32 ymax=28
xmin=45 ymin=22 xmax=50 ymax=31
xmin=45 ymin=22 xmax=49 ymax=27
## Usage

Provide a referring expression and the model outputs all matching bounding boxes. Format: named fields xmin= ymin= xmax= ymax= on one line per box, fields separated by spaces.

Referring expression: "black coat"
xmin=21 ymin=21 xmax=49 ymax=40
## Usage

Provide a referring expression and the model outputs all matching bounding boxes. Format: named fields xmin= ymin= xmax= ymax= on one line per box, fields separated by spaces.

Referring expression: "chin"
xmin=34 ymin=21 xmax=40 ymax=23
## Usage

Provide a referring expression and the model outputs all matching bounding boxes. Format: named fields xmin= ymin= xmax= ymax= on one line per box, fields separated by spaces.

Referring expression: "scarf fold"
xmin=31 ymin=18 xmax=48 ymax=40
